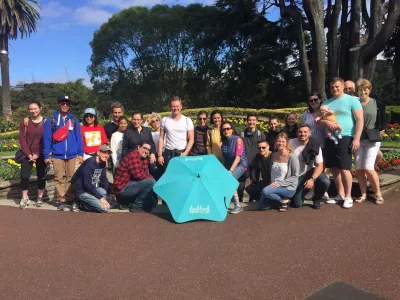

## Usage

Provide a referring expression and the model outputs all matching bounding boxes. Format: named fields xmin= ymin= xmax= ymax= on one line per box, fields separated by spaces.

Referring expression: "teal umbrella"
xmin=153 ymin=155 xmax=239 ymax=223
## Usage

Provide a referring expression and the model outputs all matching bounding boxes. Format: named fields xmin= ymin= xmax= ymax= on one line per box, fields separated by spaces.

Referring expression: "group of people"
xmin=18 ymin=76 xmax=387 ymax=215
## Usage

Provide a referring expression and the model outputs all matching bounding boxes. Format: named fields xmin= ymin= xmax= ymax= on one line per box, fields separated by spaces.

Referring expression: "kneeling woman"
xmin=260 ymin=132 xmax=300 ymax=211
xmin=221 ymin=121 xmax=248 ymax=214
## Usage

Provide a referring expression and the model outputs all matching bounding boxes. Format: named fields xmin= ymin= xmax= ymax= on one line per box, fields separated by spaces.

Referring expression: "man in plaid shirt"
xmin=113 ymin=141 xmax=157 ymax=212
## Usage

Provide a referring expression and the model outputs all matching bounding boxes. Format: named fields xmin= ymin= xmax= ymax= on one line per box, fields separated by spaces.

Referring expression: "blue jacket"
xmin=43 ymin=110 xmax=84 ymax=159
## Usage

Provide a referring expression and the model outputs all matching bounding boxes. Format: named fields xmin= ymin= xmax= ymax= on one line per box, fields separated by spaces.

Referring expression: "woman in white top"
xmin=301 ymin=92 xmax=327 ymax=148
xmin=259 ymin=132 xmax=300 ymax=212
xmin=110 ymin=116 xmax=128 ymax=169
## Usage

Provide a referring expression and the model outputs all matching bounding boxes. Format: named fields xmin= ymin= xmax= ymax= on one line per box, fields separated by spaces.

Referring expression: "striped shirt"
xmin=301 ymin=110 xmax=327 ymax=148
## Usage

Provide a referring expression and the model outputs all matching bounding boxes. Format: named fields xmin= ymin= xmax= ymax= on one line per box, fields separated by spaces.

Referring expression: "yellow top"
xmin=206 ymin=127 xmax=222 ymax=162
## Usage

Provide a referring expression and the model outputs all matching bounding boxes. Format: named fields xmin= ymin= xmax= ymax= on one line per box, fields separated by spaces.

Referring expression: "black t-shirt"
xmin=104 ymin=122 xmax=118 ymax=140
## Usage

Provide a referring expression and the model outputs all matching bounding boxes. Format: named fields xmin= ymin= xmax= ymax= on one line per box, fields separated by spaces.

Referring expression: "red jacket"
xmin=80 ymin=125 xmax=108 ymax=154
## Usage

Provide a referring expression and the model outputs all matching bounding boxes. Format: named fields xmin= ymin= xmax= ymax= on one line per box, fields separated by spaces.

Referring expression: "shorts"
xmin=323 ymin=136 xmax=353 ymax=170
xmin=354 ymin=140 xmax=381 ymax=170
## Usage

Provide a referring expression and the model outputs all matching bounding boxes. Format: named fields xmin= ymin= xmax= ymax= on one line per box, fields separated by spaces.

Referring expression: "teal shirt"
xmin=324 ymin=94 xmax=362 ymax=137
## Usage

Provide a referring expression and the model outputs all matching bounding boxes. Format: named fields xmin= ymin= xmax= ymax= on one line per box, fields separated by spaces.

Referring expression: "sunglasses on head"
xmin=258 ymin=146 xmax=267 ymax=150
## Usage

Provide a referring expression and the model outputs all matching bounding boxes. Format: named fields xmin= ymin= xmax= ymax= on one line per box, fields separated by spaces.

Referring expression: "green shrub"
xmin=0 ymin=158 xmax=35 ymax=180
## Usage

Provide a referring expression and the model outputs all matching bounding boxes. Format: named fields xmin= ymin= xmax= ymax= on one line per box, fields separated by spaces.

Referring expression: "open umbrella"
xmin=153 ymin=155 xmax=239 ymax=223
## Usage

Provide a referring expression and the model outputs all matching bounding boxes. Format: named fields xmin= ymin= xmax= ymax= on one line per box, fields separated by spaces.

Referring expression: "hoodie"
xmin=43 ymin=110 xmax=84 ymax=159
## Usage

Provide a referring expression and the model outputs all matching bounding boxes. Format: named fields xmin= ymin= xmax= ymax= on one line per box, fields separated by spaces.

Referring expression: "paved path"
xmin=1 ymin=186 xmax=400 ymax=300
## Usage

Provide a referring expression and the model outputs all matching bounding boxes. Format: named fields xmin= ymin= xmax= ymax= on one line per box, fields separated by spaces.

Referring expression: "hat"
xmin=99 ymin=144 xmax=111 ymax=152
xmin=57 ymin=95 xmax=72 ymax=102
xmin=84 ymin=108 xmax=96 ymax=116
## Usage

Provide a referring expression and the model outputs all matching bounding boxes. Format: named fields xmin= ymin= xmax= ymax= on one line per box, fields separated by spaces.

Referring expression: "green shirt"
xmin=324 ymin=94 xmax=362 ymax=137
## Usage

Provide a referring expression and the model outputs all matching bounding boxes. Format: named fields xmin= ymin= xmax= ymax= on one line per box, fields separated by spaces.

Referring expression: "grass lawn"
xmin=0 ymin=151 xmax=16 ymax=157
xmin=381 ymin=141 xmax=400 ymax=149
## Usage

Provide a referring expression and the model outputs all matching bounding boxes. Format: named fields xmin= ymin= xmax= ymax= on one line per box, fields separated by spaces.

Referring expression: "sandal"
xmin=354 ymin=194 xmax=367 ymax=204
xmin=375 ymin=195 xmax=384 ymax=205
xmin=279 ymin=199 xmax=289 ymax=212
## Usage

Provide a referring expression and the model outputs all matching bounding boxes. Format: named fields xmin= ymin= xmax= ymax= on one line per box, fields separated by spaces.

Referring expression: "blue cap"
xmin=84 ymin=108 xmax=96 ymax=116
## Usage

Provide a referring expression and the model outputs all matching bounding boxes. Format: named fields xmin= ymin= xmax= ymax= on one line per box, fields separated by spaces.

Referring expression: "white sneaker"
xmin=304 ymin=191 xmax=314 ymax=200
xmin=322 ymin=192 xmax=329 ymax=200
xmin=325 ymin=194 xmax=344 ymax=204
xmin=343 ymin=198 xmax=353 ymax=209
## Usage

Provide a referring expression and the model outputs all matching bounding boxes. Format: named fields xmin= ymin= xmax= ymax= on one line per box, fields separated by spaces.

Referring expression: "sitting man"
xmin=113 ymin=141 xmax=157 ymax=212
xmin=288 ymin=124 xmax=330 ymax=209
xmin=74 ymin=144 xmax=111 ymax=213
xmin=245 ymin=140 xmax=271 ymax=202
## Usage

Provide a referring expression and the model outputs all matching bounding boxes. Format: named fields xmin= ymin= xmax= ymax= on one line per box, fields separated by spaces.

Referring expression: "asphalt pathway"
xmin=1 ymin=187 xmax=400 ymax=300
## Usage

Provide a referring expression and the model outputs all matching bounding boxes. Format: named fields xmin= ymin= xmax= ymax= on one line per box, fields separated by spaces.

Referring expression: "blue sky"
xmin=9 ymin=0 xmax=281 ymax=87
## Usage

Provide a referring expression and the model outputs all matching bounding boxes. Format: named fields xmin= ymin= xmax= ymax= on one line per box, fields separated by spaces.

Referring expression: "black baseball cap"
xmin=57 ymin=95 xmax=72 ymax=103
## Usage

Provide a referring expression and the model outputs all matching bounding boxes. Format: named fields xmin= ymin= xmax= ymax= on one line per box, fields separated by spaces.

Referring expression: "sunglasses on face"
xmin=222 ymin=127 xmax=232 ymax=131
xmin=85 ymin=114 xmax=95 ymax=118
xmin=258 ymin=146 xmax=267 ymax=150
xmin=309 ymin=98 xmax=319 ymax=103
xmin=151 ymin=119 xmax=159 ymax=123
xmin=142 ymin=146 xmax=151 ymax=152
xmin=198 ymin=118 xmax=207 ymax=121
xmin=59 ymin=102 xmax=70 ymax=106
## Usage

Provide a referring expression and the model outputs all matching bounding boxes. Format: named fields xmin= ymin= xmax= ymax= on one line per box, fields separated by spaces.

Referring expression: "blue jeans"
xmin=291 ymin=169 xmax=331 ymax=208
xmin=76 ymin=187 xmax=110 ymax=213
xmin=117 ymin=178 xmax=157 ymax=212
xmin=231 ymin=166 xmax=245 ymax=180
xmin=260 ymin=186 xmax=296 ymax=208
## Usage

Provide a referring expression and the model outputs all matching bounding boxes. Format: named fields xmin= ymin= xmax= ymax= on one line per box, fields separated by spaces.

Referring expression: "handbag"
xmin=15 ymin=118 xmax=45 ymax=163
xmin=365 ymin=128 xmax=382 ymax=142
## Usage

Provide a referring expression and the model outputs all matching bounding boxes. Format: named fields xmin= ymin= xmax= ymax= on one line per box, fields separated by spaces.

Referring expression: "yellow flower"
xmin=13 ymin=144 xmax=18 ymax=148
xmin=395 ymin=134 xmax=400 ymax=137
xmin=383 ymin=134 xmax=388 ymax=137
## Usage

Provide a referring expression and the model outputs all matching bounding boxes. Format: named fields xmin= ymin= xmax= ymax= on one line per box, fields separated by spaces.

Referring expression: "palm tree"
xmin=0 ymin=0 xmax=40 ymax=118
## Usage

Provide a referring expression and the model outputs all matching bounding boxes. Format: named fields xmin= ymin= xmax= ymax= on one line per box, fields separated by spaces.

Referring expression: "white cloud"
xmin=40 ymin=1 xmax=72 ymax=18
xmin=48 ymin=22 xmax=70 ymax=31
xmin=74 ymin=7 xmax=112 ymax=26
xmin=91 ymin=0 xmax=215 ymax=9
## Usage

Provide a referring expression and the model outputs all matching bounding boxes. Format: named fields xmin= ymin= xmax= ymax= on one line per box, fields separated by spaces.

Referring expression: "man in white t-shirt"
xmin=157 ymin=96 xmax=194 ymax=170
xmin=288 ymin=124 xmax=330 ymax=209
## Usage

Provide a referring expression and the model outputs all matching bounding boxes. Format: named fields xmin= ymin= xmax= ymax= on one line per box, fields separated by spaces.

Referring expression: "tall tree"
xmin=0 ymin=0 xmax=41 ymax=118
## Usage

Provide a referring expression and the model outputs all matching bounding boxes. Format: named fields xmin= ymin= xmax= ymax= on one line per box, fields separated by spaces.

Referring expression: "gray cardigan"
xmin=269 ymin=152 xmax=300 ymax=191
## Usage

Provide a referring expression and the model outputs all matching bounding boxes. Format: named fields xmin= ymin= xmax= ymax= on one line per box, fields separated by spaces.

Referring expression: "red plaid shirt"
xmin=113 ymin=149 xmax=153 ymax=194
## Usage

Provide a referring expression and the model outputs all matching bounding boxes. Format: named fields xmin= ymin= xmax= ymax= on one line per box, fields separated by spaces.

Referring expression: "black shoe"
xmin=119 ymin=204 xmax=129 ymax=210
xmin=313 ymin=199 xmax=321 ymax=209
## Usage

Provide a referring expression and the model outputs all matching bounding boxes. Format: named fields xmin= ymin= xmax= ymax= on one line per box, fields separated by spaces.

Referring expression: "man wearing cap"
xmin=73 ymin=145 xmax=111 ymax=213
xmin=43 ymin=95 xmax=84 ymax=211
xmin=81 ymin=107 xmax=108 ymax=160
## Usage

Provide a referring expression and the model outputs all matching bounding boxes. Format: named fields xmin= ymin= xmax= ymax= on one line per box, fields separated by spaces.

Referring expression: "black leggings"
xmin=20 ymin=156 xmax=46 ymax=190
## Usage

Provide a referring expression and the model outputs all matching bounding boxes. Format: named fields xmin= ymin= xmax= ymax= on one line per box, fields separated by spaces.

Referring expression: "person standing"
xmin=260 ymin=132 xmax=300 ymax=212
xmin=317 ymin=77 xmax=363 ymax=209
xmin=288 ymin=124 xmax=330 ymax=209
xmin=238 ymin=112 xmax=266 ymax=202
xmin=80 ymin=108 xmax=108 ymax=160
xmin=104 ymin=101 xmax=124 ymax=140
xmin=282 ymin=113 xmax=299 ymax=139
xmin=206 ymin=110 xmax=223 ymax=161
xmin=189 ymin=111 xmax=209 ymax=156
xmin=301 ymin=92 xmax=327 ymax=148
xmin=354 ymin=79 xmax=387 ymax=205
xmin=43 ymin=95 xmax=84 ymax=211
xmin=110 ymin=116 xmax=128 ymax=169
xmin=74 ymin=145 xmax=111 ymax=213
xmin=148 ymin=113 xmax=163 ymax=155
xmin=221 ymin=121 xmax=248 ymax=214
xmin=18 ymin=101 xmax=47 ymax=209
xmin=157 ymin=96 xmax=194 ymax=170
xmin=344 ymin=80 xmax=356 ymax=96
xmin=266 ymin=116 xmax=280 ymax=150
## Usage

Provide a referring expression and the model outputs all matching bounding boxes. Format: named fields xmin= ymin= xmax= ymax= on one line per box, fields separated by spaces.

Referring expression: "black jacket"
xmin=121 ymin=127 xmax=156 ymax=159
xmin=374 ymin=99 xmax=388 ymax=131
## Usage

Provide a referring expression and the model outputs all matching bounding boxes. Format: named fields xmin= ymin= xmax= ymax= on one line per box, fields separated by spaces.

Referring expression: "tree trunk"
xmin=348 ymin=0 xmax=362 ymax=81
xmin=327 ymin=0 xmax=342 ymax=80
xmin=303 ymin=0 xmax=326 ymax=99
xmin=278 ymin=1 xmax=312 ymax=94
xmin=0 ymin=34 xmax=11 ymax=119
xmin=339 ymin=0 xmax=349 ymax=79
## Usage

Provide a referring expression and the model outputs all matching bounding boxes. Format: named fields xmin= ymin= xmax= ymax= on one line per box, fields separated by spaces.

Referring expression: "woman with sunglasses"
xmin=220 ymin=121 xmax=248 ymax=214
xmin=81 ymin=108 xmax=108 ymax=160
xmin=301 ymin=92 xmax=327 ymax=148
xmin=260 ymin=132 xmax=299 ymax=212
xmin=206 ymin=110 xmax=223 ymax=162
xmin=282 ymin=113 xmax=299 ymax=139
xmin=111 ymin=116 xmax=128 ymax=169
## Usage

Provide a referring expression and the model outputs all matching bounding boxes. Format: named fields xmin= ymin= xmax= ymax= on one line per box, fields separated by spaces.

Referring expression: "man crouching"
xmin=74 ymin=144 xmax=111 ymax=213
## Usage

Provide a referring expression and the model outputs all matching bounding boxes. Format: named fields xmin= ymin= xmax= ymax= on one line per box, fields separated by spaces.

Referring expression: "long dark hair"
xmin=307 ymin=92 xmax=322 ymax=113
xmin=220 ymin=121 xmax=238 ymax=141
xmin=210 ymin=109 xmax=224 ymax=125
xmin=83 ymin=114 xmax=99 ymax=126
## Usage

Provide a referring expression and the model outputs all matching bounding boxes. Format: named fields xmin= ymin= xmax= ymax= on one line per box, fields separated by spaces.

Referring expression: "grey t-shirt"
xmin=363 ymin=98 xmax=377 ymax=130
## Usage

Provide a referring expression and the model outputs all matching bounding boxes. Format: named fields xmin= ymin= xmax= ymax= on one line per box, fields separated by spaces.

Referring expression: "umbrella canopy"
xmin=153 ymin=155 xmax=239 ymax=223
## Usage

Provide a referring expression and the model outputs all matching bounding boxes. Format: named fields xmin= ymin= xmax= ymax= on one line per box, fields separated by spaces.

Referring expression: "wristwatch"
xmin=311 ymin=177 xmax=317 ymax=182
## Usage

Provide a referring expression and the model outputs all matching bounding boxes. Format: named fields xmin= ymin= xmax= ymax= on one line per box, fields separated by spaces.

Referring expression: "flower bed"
xmin=0 ymin=159 xmax=35 ymax=181
xmin=383 ymin=123 xmax=400 ymax=142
